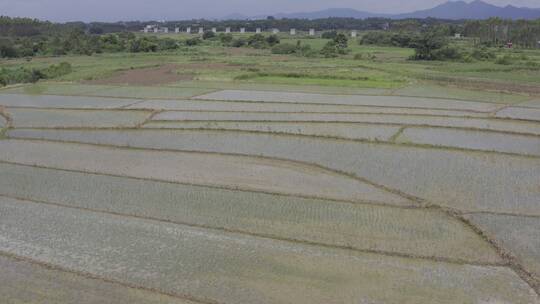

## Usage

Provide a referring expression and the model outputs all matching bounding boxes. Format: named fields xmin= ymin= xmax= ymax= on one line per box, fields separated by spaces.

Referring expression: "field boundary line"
xmin=0 ymin=159 xmax=418 ymax=210
xmin=0 ymin=92 xmax=509 ymax=113
xmin=0 ymin=137 xmax=437 ymax=206
xmin=0 ymin=249 xmax=218 ymax=304
xmin=0 ymin=194 xmax=508 ymax=267
xmin=149 ymin=109 xmax=494 ymax=118
xmin=456 ymin=212 xmax=540 ymax=294
xmin=2 ymin=137 xmax=538 ymax=293
xmin=152 ymin=118 xmax=540 ymax=136
xmin=118 ymin=99 xmax=148 ymax=109
xmin=188 ymin=89 xmax=222 ymax=99
xmin=138 ymin=121 xmax=540 ymax=142
xmin=389 ymin=126 xmax=407 ymax=143
xmin=7 ymin=127 xmax=540 ymax=159
xmin=189 ymin=97 xmax=499 ymax=113
xmin=192 ymin=88 xmax=517 ymax=104
xmin=136 ymin=110 xmax=164 ymax=128
xmin=5 ymin=136 xmax=540 ymax=216
xmin=3 ymin=106 xmax=152 ymax=113
xmin=462 ymin=211 xmax=540 ymax=220
xmin=149 ymin=110 xmax=540 ymax=124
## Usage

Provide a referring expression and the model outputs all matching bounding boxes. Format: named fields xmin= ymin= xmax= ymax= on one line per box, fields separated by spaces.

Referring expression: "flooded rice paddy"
xmin=0 ymin=86 xmax=539 ymax=303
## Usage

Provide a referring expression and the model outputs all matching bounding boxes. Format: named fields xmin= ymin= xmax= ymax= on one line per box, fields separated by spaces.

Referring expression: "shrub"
xmin=391 ymin=32 xmax=416 ymax=48
xmin=231 ymin=38 xmax=246 ymax=47
xmin=525 ymin=61 xmax=539 ymax=68
xmin=361 ymin=32 xmax=393 ymax=46
xmin=0 ymin=62 xmax=72 ymax=86
xmin=266 ymin=34 xmax=280 ymax=46
xmin=271 ymin=43 xmax=298 ymax=54
xmin=185 ymin=37 xmax=201 ymax=46
xmin=495 ymin=54 xmax=514 ymax=65
xmin=320 ymin=34 xmax=349 ymax=57
xmin=202 ymin=31 xmax=216 ymax=40
xmin=321 ymin=41 xmax=339 ymax=58
xmin=129 ymin=37 xmax=158 ymax=52
xmin=246 ymin=34 xmax=280 ymax=49
xmin=321 ymin=31 xmax=338 ymax=39
xmin=296 ymin=44 xmax=316 ymax=57
xmin=247 ymin=34 xmax=267 ymax=49
xmin=470 ymin=47 xmax=496 ymax=61
xmin=431 ymin=46 xmax=463 ymax=61
xmin=158 ymin=38 xmax=179 ymax=50
xmin=219 ymin=33 xmax=234 ymax=45
xmin=42 ymin=62 xmax=72 ymax=78
xmin=271 ymin=41 xmax=314 ymax=57
xmin=0 ymin=44 xmax=18 ymax=58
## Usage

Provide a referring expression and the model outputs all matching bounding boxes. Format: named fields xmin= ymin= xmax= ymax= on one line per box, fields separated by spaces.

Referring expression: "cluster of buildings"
xmin=142 ymin=25 xmax=359 ymax=37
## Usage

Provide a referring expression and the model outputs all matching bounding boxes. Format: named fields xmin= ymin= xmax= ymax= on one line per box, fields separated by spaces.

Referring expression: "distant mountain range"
xmin=224 ymin=1 xmax=540 ymax=20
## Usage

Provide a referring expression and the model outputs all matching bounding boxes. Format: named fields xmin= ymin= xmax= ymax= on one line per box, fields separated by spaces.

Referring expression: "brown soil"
xmin=85 ymin=63 xmax=246 ymax=86
xmin=86 ymin=64 xmax=194 ymax=86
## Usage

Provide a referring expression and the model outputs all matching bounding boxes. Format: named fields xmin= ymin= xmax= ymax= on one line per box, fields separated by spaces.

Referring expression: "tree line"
xmin=463 ymin=18 xmax=540 ymax=48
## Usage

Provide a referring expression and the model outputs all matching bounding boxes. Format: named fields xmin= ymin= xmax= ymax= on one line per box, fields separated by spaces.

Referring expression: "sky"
xmin=1 ymin=0 xmax=539 ymax=22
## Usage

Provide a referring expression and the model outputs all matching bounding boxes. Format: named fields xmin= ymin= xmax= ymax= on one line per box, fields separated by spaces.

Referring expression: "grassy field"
xmin=1 ymin=34 xmax=539 ymax=100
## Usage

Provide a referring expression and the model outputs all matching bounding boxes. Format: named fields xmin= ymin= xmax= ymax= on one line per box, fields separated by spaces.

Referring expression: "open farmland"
xmin=0 ymin=77 xmax=539 ymax=303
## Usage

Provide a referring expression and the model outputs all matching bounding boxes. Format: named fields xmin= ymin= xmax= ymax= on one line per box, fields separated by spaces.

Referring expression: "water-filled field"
xmin=495 ymin=106 xmax=540 ymax=122
xmin=195 ymin=89 xmax=503 ymax=111
xmin=143 ymin=121 xmax=402 ymax=141
xmin=1 ymin=197 xmax=536 ymax=304
xmin=0 ymin=83 xmax=539 ymax=303
xmin=149 ymin=110 xmax=540 ymax=135
xmin=127 ymin=99 xmax=491 ymax=117
xmin=396 ymin=127 xmax=540 ymax=156
xmin=7 ymin=108 xmax=151 ymax=128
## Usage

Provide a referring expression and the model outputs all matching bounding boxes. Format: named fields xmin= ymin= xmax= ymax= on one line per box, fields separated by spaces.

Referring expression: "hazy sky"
xmin=1 ymin=0 xmax=539 ymax=22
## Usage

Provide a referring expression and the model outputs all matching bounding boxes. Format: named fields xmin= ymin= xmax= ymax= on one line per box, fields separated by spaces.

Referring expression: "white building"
xmin=212 ymin=27 xmax=217 ymax=33
xmin=351 ymin=30 xmax=357 ymax=38
xmin=309 ymin=29 xmax=315 ymax=36
xmin=199 ymin=27 xmax=204 ymax=34
xmin=240 ymin=28 xmax=246 ymax=33
xmin=144 ymin=24 xmax=157 ymax=33
xmin=256 ymin=28 xmax=261 ymax=33
xmin=225 ymin=27 xmax=231 ymax=33
xmin=142 ymin=25 xmax=172 ymax=34
xmin=272 ymin=28 xmax=279 ymax=34
xmin=290 ymin=28 xmax=296 ymax=35
xmin=186 ymin=27 xmax=191 ymax=34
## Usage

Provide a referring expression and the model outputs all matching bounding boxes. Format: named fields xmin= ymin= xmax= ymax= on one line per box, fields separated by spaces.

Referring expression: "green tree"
xmin=410 ymin=31 xmax=447 ymax=60
xmin=320 ymin=41 xmax=339 ymax=58
xmin=202 ymin=31 xmax=216 ymax=40
xmin=333 ymin=33 xmax=348 ymax=52
xmin=266 ymin=34 xmax=280 ymax=46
